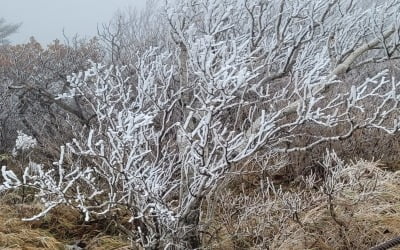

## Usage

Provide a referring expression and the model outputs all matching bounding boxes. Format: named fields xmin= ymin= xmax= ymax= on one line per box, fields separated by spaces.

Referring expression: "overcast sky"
xmin=0 ymin=0 xmax=146 ymax=45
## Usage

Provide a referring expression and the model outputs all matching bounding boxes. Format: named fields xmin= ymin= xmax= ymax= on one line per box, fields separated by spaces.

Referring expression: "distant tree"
xmin=0 ymin=37 xmax=104 ymax=153
xmin=0 ymin=18 xmax=21 ymax=45
xmin=97 ymin=0 xmax=165 ymax=64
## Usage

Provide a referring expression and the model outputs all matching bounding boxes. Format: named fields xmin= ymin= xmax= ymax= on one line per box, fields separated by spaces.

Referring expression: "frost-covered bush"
xmin=12 ymin=131 xmax=38 ymax=157
xmin=0 ymin=37 xmax=103 ymax=154
xmin=2 ymin=0 xmax=400 ymax=249
xmin=12 ymin=131 xmax=37 ymax=156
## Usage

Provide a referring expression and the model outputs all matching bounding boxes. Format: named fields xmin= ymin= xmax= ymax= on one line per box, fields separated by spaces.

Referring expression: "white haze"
xmin=0 ymin=0 xmax=146 ymax=45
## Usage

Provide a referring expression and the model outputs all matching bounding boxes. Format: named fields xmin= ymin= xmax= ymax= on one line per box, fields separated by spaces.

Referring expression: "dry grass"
xmin=3 ymin=157 xmax=400 ymax=249
xmin=0 ymin=203 xmax=64 ymax=249
xmin=274 ymin=168 xmax=400 ymax=250
xmin=85 ymin=235 xmax=133 ymax=250
xmin=0 ymin=192 xmax=132 ymax=250
xmin=210 ymin=160 xmax=400 ymax=250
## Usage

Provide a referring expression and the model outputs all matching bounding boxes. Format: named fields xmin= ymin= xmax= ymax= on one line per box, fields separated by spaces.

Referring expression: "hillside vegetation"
xmin=2 ymin=0 xmax=400 ymax=249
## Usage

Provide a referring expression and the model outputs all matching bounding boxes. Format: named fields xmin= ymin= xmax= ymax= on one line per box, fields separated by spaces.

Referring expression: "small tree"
xmin=2 ymin=0 xmax=400 ymax=249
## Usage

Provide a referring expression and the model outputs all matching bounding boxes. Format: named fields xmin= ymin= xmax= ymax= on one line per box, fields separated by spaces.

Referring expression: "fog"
xmin=0 ymin=0 xmax=146 ymax=45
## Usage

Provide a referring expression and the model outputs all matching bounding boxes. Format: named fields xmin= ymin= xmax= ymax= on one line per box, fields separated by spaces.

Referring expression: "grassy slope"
xmin=2 ymin=161 xmax=400 ymax=249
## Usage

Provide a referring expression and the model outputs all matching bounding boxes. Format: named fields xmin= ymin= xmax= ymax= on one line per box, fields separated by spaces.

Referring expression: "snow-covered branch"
xmin=2 ymin=0 xmax=400 ymax=248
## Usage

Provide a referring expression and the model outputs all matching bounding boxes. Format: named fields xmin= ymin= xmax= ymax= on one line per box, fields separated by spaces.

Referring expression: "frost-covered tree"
xmin=98 ymin=0 xmax=165 ymax=64
xmin=0 ymin=37 xmax=103 ymax=153
xmin=2 ymin=0 xmax=400 ymax=249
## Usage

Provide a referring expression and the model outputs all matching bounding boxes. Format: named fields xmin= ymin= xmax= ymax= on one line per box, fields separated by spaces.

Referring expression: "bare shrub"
xmin=2 ymin=0 xmax=400 ymax=249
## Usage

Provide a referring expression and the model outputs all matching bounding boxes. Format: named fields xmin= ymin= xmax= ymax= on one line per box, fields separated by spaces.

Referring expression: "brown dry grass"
xmin=274 ymin=167 xmax=400 ymax=250
xmin=0 ymin=192 xmax=131 ymax=250
xmin=0 ymin=203 xmax=63 ymax=249
xmin=210 ymin=160 xmax=400 ymax=250
xmin=3 ymin=157 xmax=400 ymax=249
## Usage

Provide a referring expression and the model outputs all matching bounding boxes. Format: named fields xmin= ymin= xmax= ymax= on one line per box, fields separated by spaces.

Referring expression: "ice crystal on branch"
xmin=1 ymin=0 xmax=400 ymax=248
xmin=12 ymin=131 xmax=37 ymax=156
